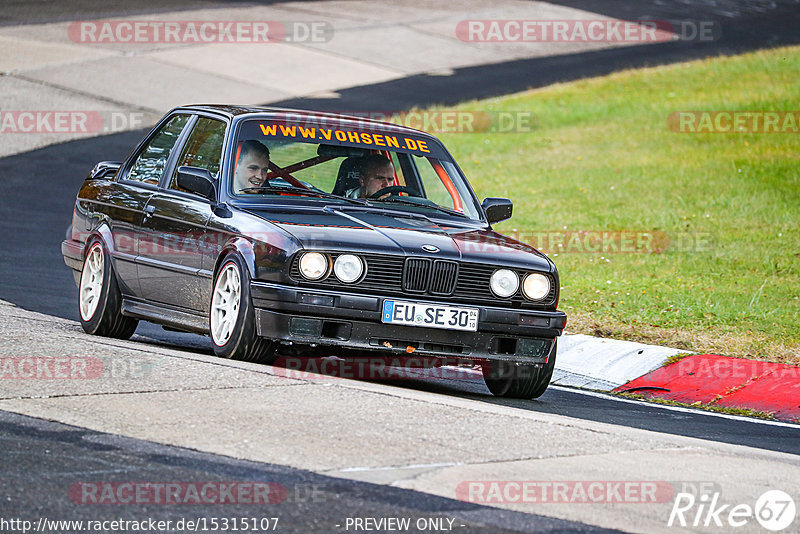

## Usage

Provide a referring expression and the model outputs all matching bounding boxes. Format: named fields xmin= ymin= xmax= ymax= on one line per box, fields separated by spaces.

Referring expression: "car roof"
xmin=177 ymin=104 xmax=435 ymax=138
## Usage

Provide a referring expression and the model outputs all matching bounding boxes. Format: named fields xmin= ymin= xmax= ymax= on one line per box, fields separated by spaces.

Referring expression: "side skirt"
xmin=121 ymin=298 xmax=208 ymax=334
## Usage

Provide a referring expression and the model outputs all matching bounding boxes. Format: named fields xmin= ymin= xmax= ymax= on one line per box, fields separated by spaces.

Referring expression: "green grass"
xmin=433 ymin=46 xmax=800 ymax=363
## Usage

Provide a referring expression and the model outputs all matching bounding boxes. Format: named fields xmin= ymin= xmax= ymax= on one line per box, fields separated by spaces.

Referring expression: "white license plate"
xmin=381 ymin=300 xmax=479 ymax=332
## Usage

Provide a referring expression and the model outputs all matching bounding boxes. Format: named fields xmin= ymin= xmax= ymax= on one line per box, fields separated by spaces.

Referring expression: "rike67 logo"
xmin=668 ymin=489 xmax=796 ymax=531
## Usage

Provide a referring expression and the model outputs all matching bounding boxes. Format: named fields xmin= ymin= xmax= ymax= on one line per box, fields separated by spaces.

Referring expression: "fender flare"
xmin=213 ymin=237 xmax=257 ymax=281
xmin=84 ymin=223 xmax=115 ymax=257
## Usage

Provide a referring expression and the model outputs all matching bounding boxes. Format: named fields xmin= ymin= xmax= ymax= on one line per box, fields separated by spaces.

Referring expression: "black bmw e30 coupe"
xmin=62 ymin=105 xmax=567 ymax=398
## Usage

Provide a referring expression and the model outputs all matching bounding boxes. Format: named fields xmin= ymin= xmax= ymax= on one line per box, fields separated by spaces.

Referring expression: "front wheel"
xmin=210 ymin=253 xmax=276 ymax=363
xmin=78 ymin=240 xmax=138 ymax=339
xmin=482 ymin=340 xmax=557 ymax=399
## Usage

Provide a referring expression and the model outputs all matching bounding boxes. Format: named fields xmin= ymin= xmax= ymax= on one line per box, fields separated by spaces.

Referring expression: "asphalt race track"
xmin=2 ymin=411 xmax=609 ymax=533
xmin=1 ymin=1 xmax=799 ymax=532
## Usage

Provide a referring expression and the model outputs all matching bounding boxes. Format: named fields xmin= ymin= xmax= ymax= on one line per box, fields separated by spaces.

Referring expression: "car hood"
xmin=241 ymin=205 xmax=553 ymax=271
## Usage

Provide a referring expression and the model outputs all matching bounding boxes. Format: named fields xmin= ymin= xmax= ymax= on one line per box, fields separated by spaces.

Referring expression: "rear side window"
xmin=126 ymin=114 xmax=189 ymax=185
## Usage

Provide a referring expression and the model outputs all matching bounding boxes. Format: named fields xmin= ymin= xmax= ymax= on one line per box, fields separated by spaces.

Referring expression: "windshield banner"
xmin=239 ymin=120 xmax=447 ymax=158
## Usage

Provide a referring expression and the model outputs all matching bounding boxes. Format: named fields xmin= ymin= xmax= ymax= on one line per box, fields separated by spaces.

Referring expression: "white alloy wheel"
xmin=79 ymin=243 xmax=105 ymax=321
xmin=211 ymin=262 xmax=242 ymax=346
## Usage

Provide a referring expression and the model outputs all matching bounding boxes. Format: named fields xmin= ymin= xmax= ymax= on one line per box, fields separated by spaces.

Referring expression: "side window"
xmin=126 ymin=115 xmax=189 ymax=185
xmin=169 ymin=117 xmax=226 ymax=190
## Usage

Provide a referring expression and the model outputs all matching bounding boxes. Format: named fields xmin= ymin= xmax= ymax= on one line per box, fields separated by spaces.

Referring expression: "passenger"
xmin=345 ymin=155 xmax=394 ymax=199
xmin=233 ymin=140 xmax=271 ymax=192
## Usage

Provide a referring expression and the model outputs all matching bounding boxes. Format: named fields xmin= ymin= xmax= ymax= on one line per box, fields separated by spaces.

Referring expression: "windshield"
xmin=229 ymin=118 xmax=482 ymax=221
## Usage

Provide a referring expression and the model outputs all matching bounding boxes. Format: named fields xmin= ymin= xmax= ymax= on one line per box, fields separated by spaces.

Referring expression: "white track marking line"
xmin=551 ymin=385 xmax=800 ymax=428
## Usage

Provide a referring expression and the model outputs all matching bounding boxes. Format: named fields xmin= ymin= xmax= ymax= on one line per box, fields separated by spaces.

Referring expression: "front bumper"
xmin=62 ymin=238 xmax=84 ymax=286
xmin=251 ymin=282 xmax=566 ymax=364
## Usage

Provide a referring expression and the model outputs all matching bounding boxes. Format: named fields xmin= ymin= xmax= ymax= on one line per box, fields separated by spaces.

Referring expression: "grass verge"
xmin=433 ymin=45 xmax=800 ymax=364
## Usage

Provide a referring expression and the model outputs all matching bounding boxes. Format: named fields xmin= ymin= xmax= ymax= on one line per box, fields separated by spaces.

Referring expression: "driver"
xmin=233 ymin=140 xmax=271 ymax=193
xmin=345 ymin=155 xmax=394 ymax=199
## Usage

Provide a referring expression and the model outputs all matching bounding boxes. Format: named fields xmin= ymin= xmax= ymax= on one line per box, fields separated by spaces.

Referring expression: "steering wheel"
xmin=368 ymin=185 xmax=421 ymax=199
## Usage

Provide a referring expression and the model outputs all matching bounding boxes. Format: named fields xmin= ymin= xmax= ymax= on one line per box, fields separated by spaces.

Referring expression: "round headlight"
xmin=334 ymin=254 xmax=363 ymax=283
xmin=490 ymin=269 xmax=519 ymax=298
xmin=299 ymin=252 xmax=328 ymax=280
xmin=522 ymin=273 xmax=550 ymax=301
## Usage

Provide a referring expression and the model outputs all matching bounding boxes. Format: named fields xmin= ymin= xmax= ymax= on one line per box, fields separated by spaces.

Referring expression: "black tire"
xmin=482 ymin=340 xmax=557 ymax=399
xmin=209 ymin=253 xmax=276 ymax=363
xmin=78 ymin=240 xmax=138 ymax=339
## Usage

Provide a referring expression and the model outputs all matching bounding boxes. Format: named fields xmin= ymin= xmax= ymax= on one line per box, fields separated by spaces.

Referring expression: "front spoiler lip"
xmin=255 ymin=307 xmax=555 ymax=364
xmin=62 ymin=239 xmax=83 ymax=270
xmin=251 ymin=281 xmax=565 ymax=363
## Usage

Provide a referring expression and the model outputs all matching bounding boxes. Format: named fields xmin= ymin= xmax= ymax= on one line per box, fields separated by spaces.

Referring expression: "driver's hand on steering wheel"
xmin=367 ymin=185 xmax=421 ymax=200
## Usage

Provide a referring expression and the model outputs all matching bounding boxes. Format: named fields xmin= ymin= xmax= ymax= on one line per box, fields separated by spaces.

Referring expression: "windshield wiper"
xmin=374 ymin=197 xmax=471 ymax=219
xmin=240 ymin=186 xmax=370 ymax=205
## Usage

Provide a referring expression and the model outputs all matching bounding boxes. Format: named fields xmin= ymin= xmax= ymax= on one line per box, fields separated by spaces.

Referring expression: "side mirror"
xmin=86 ymin=161 xmax=121 ymax=181
xmin=176 ymin=166 xmax=216 ymax=202
xmin=482 ymin=197 xmax=513 ymax=224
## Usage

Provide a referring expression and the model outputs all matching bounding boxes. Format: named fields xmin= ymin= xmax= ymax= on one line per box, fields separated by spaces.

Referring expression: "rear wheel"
xmin=210 ymin=253 xmax=276 ymax=363
xmin=482 ymin=340 xmax=557 ymax=399
xmin=78 ymin=240 xmax=138 ymax=339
